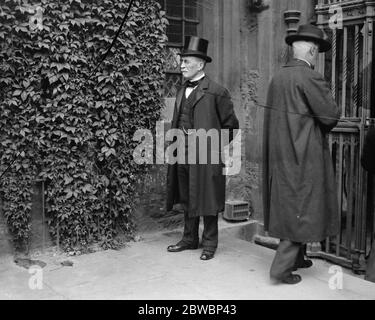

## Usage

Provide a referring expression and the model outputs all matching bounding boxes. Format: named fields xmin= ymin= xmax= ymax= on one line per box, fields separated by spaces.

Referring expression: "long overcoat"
xmin=361 ymin=127 xmax=375 ymax=173
xmin=361 ymin=127 xmax=375 ymax=282
xmin=166 ymin=76 xmax=239 ymax=217
xmin=263 ymin=59 xmax=340 ymax=243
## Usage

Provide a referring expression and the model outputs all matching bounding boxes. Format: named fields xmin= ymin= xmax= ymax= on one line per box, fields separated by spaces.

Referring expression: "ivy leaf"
xmin=49 ymin=75 xmax=59 ymax=84
xmin=64 ymin=176 xmax=73 ymax=185
xmin=22 ymin=80 xmax=30 ymax=88
xmin=0 ymin=0 xmax=168 ymax=251
xmin=82 ymin=184 xmax=92 ymax=193
xmin=21 ymin=91 xmax=28 ymax=101
xmin=66 ymin=189 xmax=73 ymax=199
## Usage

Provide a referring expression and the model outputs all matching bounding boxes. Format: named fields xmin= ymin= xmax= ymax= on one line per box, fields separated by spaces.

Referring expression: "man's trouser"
xmin=365 ymin=239 xmax=375 ymax=283
xmin=270 ymin=240 xmax=306 ymax=280
xmin=177 ymin=163 xmax=218 ymax=252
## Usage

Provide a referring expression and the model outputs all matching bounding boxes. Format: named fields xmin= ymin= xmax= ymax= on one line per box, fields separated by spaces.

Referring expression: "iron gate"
xmin=306 ymin=0 xmax=375 ymax=273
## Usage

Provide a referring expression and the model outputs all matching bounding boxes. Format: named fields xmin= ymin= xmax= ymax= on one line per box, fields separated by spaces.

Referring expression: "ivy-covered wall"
xmin=0 ymin=0 xmax=168 ymax=251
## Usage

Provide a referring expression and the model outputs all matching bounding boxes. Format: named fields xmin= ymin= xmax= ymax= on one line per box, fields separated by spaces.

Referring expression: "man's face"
xmin=180 ymin=56 xmax=204 ymax=79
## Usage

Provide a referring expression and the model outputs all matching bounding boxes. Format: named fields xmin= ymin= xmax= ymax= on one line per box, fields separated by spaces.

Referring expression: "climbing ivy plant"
xmin=0 ymin=0 xmax=167 ymax=251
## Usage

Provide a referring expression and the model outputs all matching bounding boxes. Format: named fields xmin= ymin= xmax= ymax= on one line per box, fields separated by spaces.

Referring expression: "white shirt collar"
xmin=185 ymin=73 xmax=205 ymax=98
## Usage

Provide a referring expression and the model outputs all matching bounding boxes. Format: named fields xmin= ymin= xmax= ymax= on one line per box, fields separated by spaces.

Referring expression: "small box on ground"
xmin=223 ymin=201 xmax=250 ymax=221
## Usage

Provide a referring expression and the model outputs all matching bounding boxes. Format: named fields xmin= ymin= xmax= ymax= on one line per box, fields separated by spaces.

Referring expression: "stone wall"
xmin=196 ymin=0 xmax=316 ymax=220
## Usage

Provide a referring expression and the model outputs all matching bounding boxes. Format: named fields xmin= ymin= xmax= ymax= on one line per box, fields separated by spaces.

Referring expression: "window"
xmin=158 ymin=0 xmax=199 ymax=97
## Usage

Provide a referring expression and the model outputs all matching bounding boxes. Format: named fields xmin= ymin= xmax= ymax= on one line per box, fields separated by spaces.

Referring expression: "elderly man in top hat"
xmin=263 ymin=24 xmax=340 ymax=284
xmin=166 ymin=36 xmax=239 ymax=260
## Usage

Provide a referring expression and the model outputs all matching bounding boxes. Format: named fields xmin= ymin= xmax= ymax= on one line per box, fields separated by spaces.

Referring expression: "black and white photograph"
xmin=0 ymin=0 xmax=374 ymax=306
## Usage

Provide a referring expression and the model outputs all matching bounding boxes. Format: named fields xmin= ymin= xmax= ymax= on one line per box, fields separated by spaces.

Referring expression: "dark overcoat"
xmin=361 ymin=127 xmax=375 ymax=173
xmin=361 ymin=127 xmax=375 ymax=282
xmin=166 ymin=76 xmax=239 ymax=217
xmin=263 ymin=59 xmax=340 ymax=243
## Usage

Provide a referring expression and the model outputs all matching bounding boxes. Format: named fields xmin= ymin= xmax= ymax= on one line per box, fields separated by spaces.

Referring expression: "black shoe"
xmin=200 ymin=251 xmax=215 ymax=261
xmin=281 ymin=274 xmax=302 ymax=285
xmin=167 ymin=243 xmax=198 ymax=253
xmin=293 ymin=259 xmax=313 ymax=271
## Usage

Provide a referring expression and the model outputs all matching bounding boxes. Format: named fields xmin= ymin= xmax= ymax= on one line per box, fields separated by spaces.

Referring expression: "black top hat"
xmin=180 ymin=36 xmax=212 ymax=63
xmin=285 ymin=24 xmax=331 ymax=52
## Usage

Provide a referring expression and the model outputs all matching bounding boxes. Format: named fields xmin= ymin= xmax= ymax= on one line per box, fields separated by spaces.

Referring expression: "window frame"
xmin=158 ymin=0 xmax=200 ymax=97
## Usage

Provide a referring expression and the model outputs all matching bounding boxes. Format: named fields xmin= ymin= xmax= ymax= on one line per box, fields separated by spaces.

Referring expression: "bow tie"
xmin=185 ymin=79 xmax=202 ymax=88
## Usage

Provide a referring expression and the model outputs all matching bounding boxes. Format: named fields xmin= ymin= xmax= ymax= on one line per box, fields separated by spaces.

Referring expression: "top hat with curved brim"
xmin=179 ymin=36 xmax=212 ymax=63
xmin=285 ymin=24 xmax=331 ymax=52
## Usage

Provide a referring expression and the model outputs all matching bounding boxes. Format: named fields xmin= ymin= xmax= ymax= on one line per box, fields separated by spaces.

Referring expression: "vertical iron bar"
xmin=353 ymin=25 xmax=360 ymax=117
xmin=182 ymin=0 xmax=185 ymax=47
xmin=353 ymin=20 xmax=372 ymax=265
xmin=332 ymin=29 xmax=337 ymax=102
xmin=336 ymin=134 xmax=344 ymax=257
xmin=327 ymin=134 xmax=334 ymax=253
xmin=346 ymin=135 xmax=355 ymax=259
xmin=360 ymin=20 xmax=373 ymax=253
xmin=342 ymin=27 xmax=348 ymax=118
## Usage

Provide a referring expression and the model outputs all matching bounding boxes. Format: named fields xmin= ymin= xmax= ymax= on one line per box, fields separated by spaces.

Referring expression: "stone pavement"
xmin=0 ymin=219 xmax=374 ymax=300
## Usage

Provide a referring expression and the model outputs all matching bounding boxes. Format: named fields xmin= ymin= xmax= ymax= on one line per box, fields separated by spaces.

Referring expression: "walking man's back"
xmin=263 ymin=24 xmax=340 ymax=284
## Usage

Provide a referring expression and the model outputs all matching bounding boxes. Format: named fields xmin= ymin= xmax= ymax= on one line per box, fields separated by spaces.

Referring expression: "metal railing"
xmin=308 ymin=1 xmax=374 ymax=273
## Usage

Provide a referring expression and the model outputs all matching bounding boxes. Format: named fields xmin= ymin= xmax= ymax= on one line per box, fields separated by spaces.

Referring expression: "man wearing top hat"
xmin=166 ymin=36 xmax=239 ymax=260
xmin=263 ymin=24 xmax=340 ymax=284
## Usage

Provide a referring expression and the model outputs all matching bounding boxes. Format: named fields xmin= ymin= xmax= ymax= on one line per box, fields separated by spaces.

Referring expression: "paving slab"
xmin=0 ymin=222 xmax=374 ymax=300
